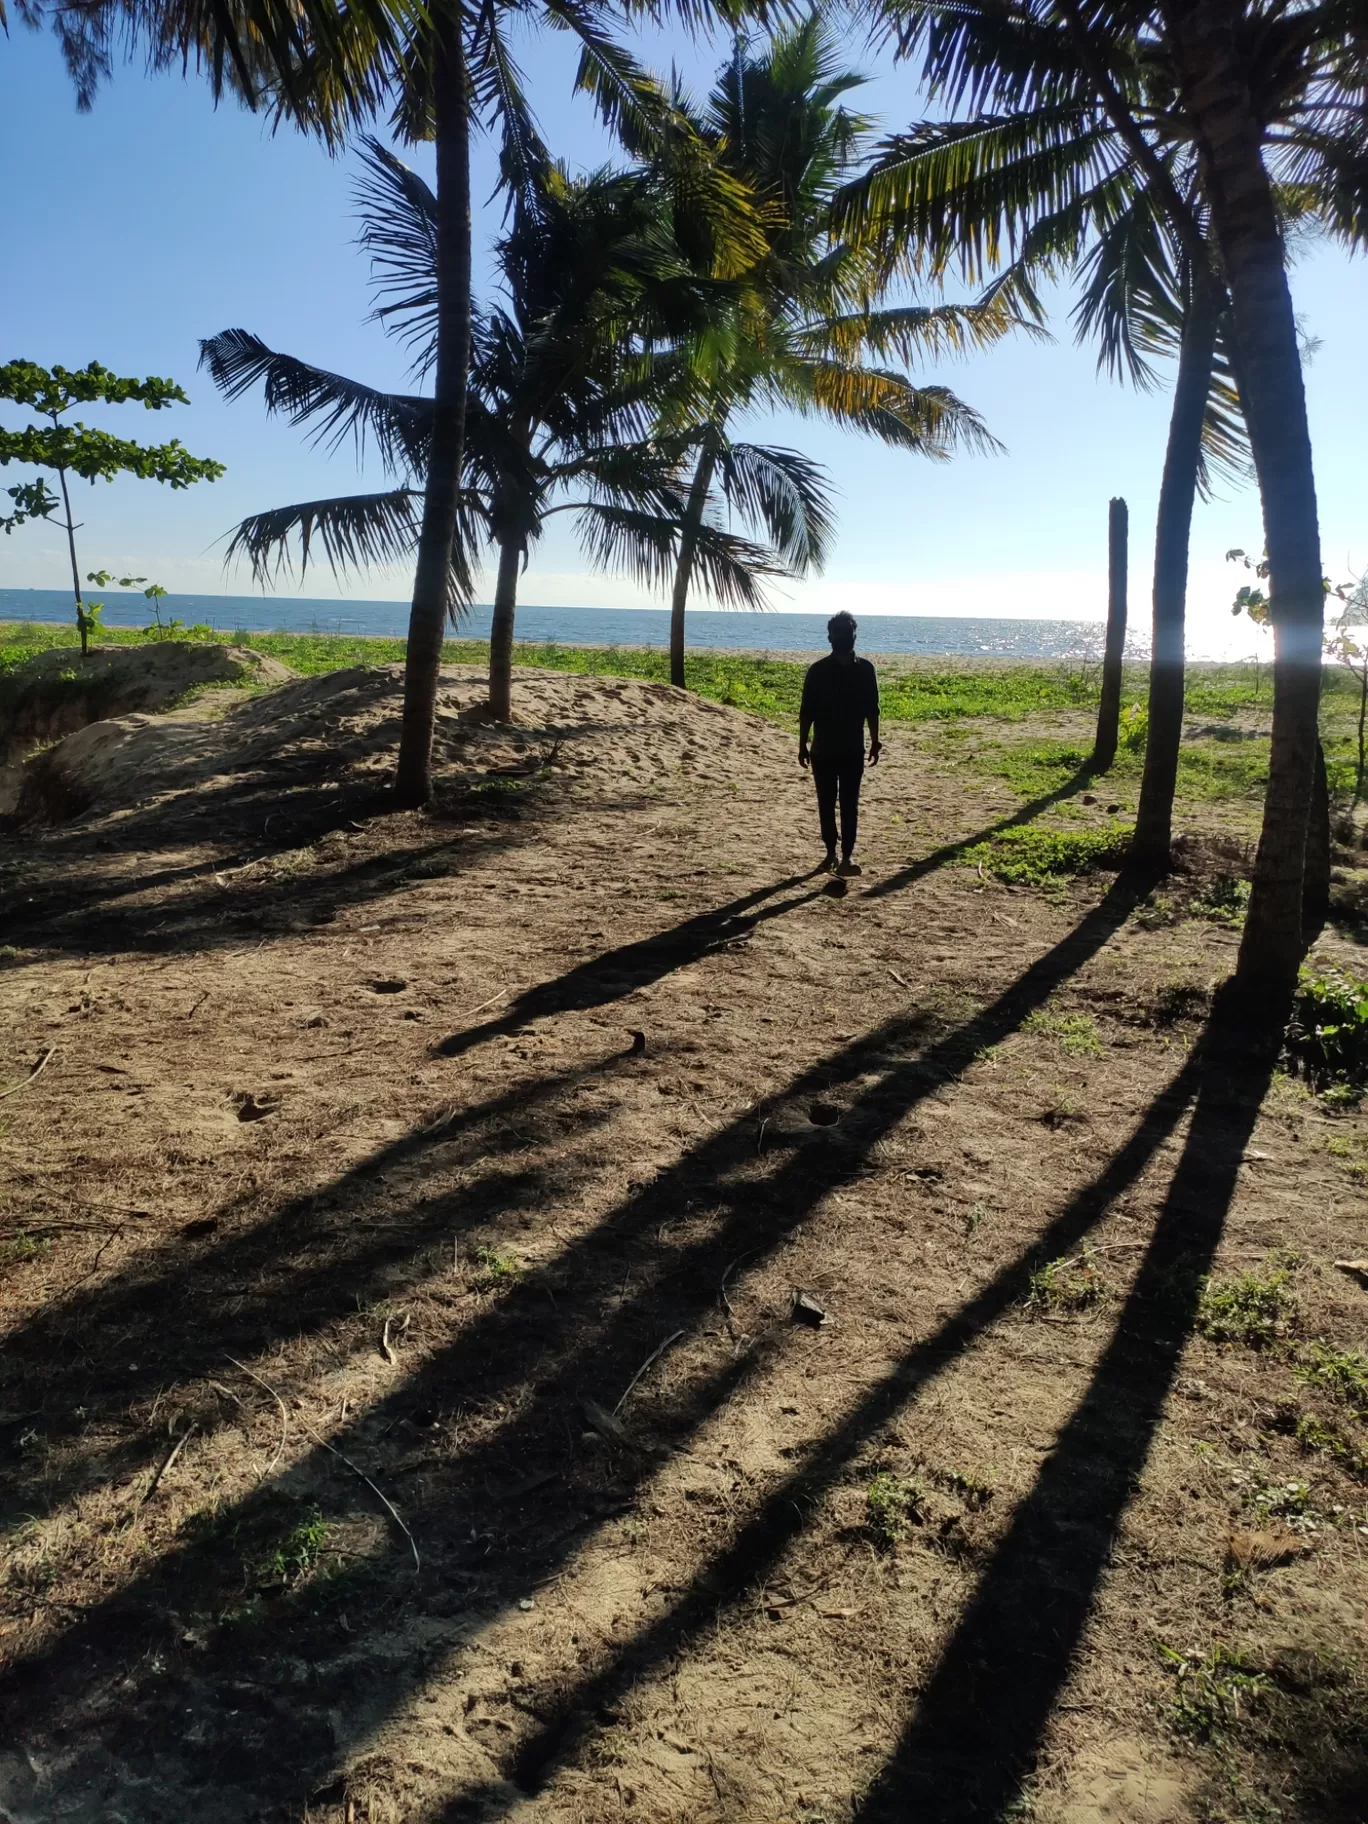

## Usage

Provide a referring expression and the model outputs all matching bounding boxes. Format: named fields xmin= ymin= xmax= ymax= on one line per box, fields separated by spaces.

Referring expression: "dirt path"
xmin=1 ymin=665 xmax=1365 ymax=1824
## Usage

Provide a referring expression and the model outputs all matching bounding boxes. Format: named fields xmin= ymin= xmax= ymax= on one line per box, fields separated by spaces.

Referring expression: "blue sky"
xmin=1 ymin=15 xmax=1363 ymax=651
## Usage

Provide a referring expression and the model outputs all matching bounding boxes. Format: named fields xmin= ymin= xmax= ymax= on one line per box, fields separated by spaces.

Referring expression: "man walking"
xmin=799 ymin=611 xmax=881 ymax=876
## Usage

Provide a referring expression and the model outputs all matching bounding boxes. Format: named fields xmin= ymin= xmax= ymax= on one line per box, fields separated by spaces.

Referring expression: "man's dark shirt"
xmin=801 ymin=653 xmax=879 ymax=758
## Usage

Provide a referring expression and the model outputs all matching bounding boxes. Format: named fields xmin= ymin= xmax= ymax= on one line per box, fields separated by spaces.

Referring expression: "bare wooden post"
xmin=1092 ymin=496 xmax=1128 ymax=771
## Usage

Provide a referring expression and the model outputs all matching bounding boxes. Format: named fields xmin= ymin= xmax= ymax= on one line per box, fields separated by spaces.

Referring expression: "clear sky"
xmin=1 ymin=14 xmax=1363 ymax=652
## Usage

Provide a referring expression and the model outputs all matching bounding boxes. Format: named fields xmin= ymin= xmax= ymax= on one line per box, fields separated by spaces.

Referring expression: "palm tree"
xmin=35 ymin=0 xmax=768 ymax=803
xmin=202 ymin=145 xmax=791 ymax=722
xmin=834 ymin=104 xmax=1249 ymax=872
xmin=657 ymin=18 xmax=1018 ymax=690
xmin=863 ymin=0 xmax=1368 ymax=994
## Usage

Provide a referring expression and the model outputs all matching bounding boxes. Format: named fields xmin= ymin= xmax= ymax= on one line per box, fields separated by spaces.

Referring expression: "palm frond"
xmin=468 ymin=7 xmax=553 ymax=209
xmin=1196 ymin=356 xmax=1253 ymax=497
xmin=783 ymin=361 xmax=1004 ymax=456
xmin=542 ymin=0 xmax=767 ymax=277
xmin=42 ymin=0 xmax=413 ymax=135
xmin=688 ymin=519 xmax=792 ymax=608
xmin=199 ymin=328 xmax=432 ymax=477
xmin=797 ymin=294 xmax=1046 ymax=364
xmin=353 ymin=137 xmax=441 ymax=373
xmin=575 ymin=502 xmax=787 ymax=607
xmin=715 ymin=442 xmax=834 ymax=572
xmin=222 ymin=486 xmax=481 ymax=608
xmin=223 ymin=488 xmax=425 ymax=585
xmin=832 ymin=106 xmax=1126 ymax=283
xmin=1070 ymin=182 xmax=1189 ymax=385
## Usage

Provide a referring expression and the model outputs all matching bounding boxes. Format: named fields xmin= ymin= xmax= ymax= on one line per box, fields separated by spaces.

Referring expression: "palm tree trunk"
xmin=1303 ymin=739 xmax=1330 ymax=941
xmin=668 ymin=444 xmax=718 ymax=691
xmin=1092 ymin=497 xmax=1128 ymax=770
xmin=394 ymin=5 xmax=472 ymax=809
xmin=1173 ymin=0 xmax=1325 ymax=1001
xmin=488 ymin=536 xmax=521 ymax=723
xmin=1130 ymin=281 xmax=1218 ymax=870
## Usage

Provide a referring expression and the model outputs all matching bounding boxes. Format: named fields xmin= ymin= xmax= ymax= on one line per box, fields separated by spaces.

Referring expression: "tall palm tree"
xmin=34 ymin=0 xmax=769 ymax=804
xmin=657 ymin=18 xmax=1019 ymax=690
xmin=834 ymin=102 xmax=1250 ymax=872
xmin=201 ymin=145 xmax=794 ymax=722
xmin=865 ymin=0 xmax=1368 ymax=994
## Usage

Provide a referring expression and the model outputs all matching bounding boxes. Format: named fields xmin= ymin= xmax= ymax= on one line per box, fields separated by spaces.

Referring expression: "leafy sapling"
xmin=85 ymin=573 xmax=181 ymax=640
xmin=0 ymin=361 xmax=223 ymax=655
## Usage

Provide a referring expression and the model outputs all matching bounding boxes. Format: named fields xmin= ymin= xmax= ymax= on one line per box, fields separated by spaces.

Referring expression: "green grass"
xmin=468 ymin=1243 xmax=521 ymax=1289
xmin=1160 ymin=1643 xmax=1271 ymax=1742
xmin=3 ymin=619 xmax=1098 ymax=723
xmin=1296 ymin=1342 xmax=1368 ymax=1416
xmin=1247 ymin=1478 xmax=1318 ymax=1529
xmin=1294 ymin=1412 xmax=1368 ymax=1477
xmin=964 ymin=730 xmax=1272 ymax=808
xmin=866 ymin=1472 xmax=926 ymax=1547
xmin=961 ymin=823 xmax=1132 ymax=886
xmin=4 ymin=621 xmax=1331 ymax=736
xmin=1026 ymin=1248 xmax=1109 ymax=1313
xmin=259 ymin=1509 xmax=334 ymax=1586
xmin=0 ymin=1233 xmax=52 ymax=1272
xmin=1197 ymin=1264 xmax=1296 ymax=1347
xmin=1191 ymin=874 xmax=1252 ymax=925
xmin=1023 ymin=1008 xmax=1104 ymax=1056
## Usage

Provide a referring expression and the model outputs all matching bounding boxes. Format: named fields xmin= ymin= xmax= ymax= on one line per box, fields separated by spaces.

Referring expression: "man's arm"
xmin=798 ymin=668 xmax=814 ymax=768
xmin=865 ymin=663 xmax=881 ymax=764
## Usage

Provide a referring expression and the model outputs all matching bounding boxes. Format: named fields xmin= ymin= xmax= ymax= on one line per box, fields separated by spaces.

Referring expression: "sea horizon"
xmin=0 ymin=587 xmax=1271 ymax=663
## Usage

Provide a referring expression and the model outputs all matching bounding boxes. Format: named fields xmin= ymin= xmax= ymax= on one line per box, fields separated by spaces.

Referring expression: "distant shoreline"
xmin=0 ymin=619 xmax=1268 ymax=672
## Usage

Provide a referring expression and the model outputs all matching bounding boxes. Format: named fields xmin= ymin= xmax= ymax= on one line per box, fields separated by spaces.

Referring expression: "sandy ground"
xmin=0 ymin=663 xmax=1365 ymax=1824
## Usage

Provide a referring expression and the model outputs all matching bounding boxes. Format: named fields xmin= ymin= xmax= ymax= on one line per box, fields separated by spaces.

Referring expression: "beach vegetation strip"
xmin=0 ymin=619 xmax=1315 ymax=731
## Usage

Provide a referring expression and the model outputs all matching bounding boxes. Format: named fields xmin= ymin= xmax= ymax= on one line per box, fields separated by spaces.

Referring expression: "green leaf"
xmin=0 ymin=423 xmax=224 ymax=488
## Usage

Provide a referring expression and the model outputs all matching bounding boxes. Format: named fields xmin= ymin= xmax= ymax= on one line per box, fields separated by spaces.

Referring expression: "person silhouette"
xmin=798 ymin=611 xmax=881 ymax=876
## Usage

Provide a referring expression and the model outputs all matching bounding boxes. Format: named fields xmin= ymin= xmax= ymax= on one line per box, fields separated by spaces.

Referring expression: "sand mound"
xmin=8 ymin=662 xmax=784 ymax=827
xmin=0 ymin=639 xmax=294 ymax=787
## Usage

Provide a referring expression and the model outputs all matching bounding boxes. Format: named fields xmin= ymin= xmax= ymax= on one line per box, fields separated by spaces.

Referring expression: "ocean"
xmin=0 ymin=588 xmax=1234 ymax=661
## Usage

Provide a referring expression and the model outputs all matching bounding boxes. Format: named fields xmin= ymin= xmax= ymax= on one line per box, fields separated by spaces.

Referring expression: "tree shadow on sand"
xmin=1 ymin=871 xmax=1149 ymax=1818
xmin=382 ymin=992 xmax=1290 ymax=1823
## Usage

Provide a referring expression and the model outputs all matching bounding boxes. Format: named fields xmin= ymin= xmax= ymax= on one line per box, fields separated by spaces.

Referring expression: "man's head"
xmin=827 ymin=611 xmax=858 ymax=655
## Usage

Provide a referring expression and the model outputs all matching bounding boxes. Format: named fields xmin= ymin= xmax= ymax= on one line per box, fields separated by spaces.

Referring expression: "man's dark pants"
xmin=812 ymin=750 xmax=864 ymax=856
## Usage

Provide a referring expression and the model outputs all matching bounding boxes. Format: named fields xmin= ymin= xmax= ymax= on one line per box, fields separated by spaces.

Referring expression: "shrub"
xmin=1026 ymin=1248 xmax=1108 ymax=1312
xmin=866 ymin=1473 xmax=925 ymax=1547
xmin=1284 ymin=966 xmax=1368 ymax=1101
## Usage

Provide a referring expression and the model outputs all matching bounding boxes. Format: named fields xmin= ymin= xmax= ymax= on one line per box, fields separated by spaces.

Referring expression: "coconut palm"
xmin=833 ymin=100 xmax=1252 ymax=872
xmin=202 ymin=145 xmax=796 ymax=721
xmin=656 ymin=17 xmax=1020 ymax=690
xmin=859 ymin=0 xmax=1368 ymax=994
xmin=35 ymin=0 xmax=769 ymax=804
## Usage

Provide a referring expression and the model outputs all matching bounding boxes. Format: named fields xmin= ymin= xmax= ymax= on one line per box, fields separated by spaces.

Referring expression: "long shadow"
xmin=864 ymin=759 xmax=1102 ymax=902
xmin=0 ymin=779 xmax=528 ymax=959
xmin=855 ymin=989 xmax=1276 ymax=1820
xmin=0 ymin=875 xmax=1145 ymax=1805
xmin=479 ymin=1040 xmax=1209 ymax=1805
xmin=432 ymin=998 xmax=1271 ymax=1820
xmin=0 ymin=871 xmax=821 ymax=1518
xmin=3 ymin=823 xmax=502 ymax=960
xmin=0 ymin=866 xmax=1126 ymax=1523
xmin=0 ymin=1046 xmax=625 ymax=1529
xmin=411 ymin=1002 xmax=1259 ymax=1816
xmin=435 ymin=868 xmax=823 ymax=1056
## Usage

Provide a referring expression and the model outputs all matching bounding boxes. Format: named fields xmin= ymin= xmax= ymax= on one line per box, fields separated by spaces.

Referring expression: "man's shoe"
xmin=836 ymin=857 xmax=862 ymax=877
